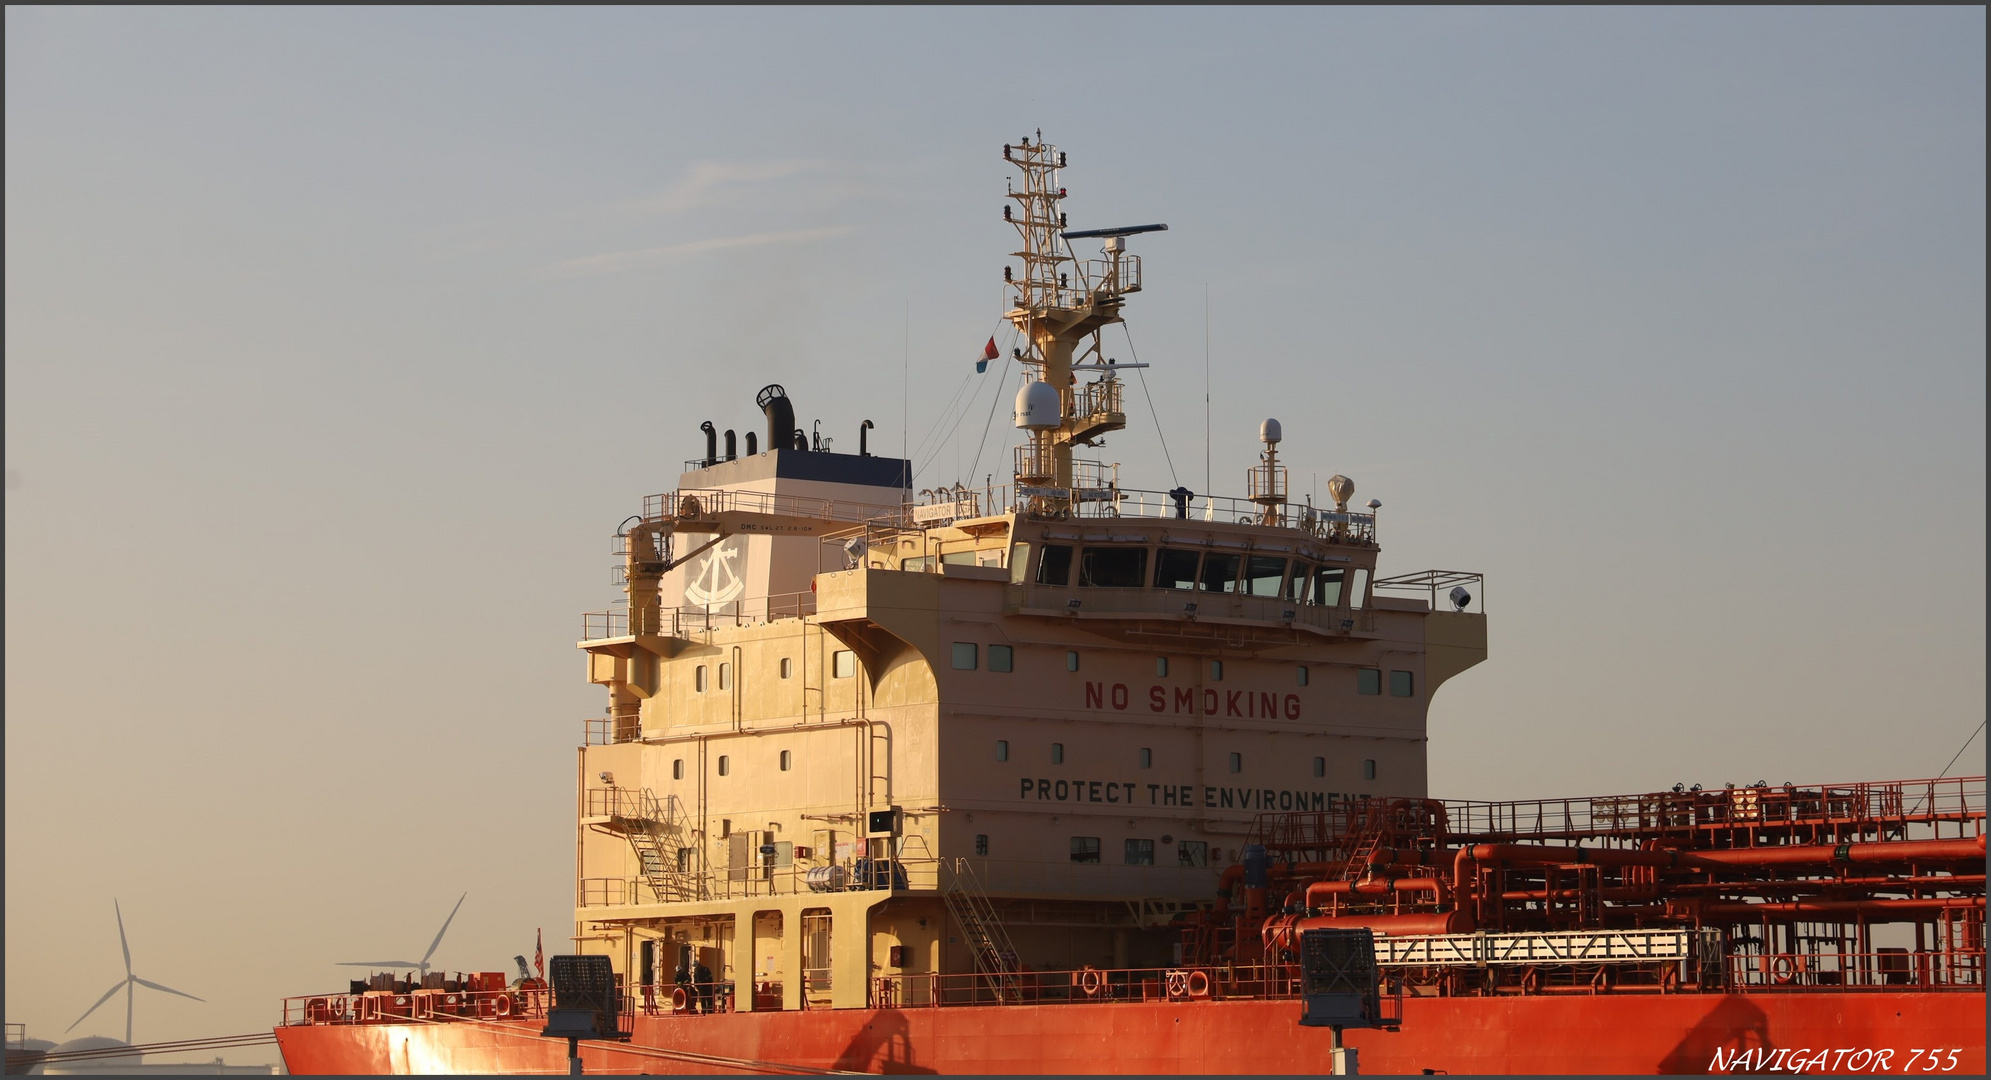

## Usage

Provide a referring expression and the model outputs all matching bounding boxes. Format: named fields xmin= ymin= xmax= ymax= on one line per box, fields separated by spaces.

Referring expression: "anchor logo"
xmin=683 ymin=536 xmax=747 ymax=608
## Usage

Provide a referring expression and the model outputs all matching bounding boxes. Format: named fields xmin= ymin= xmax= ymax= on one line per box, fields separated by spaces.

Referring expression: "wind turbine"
xmin=67 ymin=900 xmax=204 ymax=1046
xmin=337 ymin=892 xmax=466 ymax=979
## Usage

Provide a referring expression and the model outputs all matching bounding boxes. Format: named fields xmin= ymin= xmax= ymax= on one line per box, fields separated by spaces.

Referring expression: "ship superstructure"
xmin=272 ymin=136 xmax=1984 ymax=1076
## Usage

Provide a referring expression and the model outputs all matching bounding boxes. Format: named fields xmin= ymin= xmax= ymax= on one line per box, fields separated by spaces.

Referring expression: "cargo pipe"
xmin=1681 ymin=835 xmax=1985 ymax=868
xmin=1469 ymin=843 xmax=1723 ymax=871
xmin=1689 ymin=897 xmax=1985 ymax=922
xmin=700 ymin=421 xmax=717 ymax=467
xmin=1306 ymin=877 xmax=1447 ymax=908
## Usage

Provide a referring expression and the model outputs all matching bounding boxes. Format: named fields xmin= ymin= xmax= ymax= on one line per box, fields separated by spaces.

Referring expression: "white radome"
xmin=1015 ymin=380 xmax=1062 ymax=429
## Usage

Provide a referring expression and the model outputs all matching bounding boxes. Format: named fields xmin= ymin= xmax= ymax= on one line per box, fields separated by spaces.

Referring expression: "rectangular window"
xmin=1364 ymin=759 xmax=1378 ymax=781
xmin=1296 ymin=665 xmax=1309 ymax=686
xmin=1243 ymin=555 xmax=1287 ymax=597
xmin=1009 ymin=542 xmax=1032 ymax=584
xmin=1178 ymin=840 xmax=1208 ymax=867
xmin=833 ymin=650 xmax=855 ymax=679
xmin=1312 ymin=756 xmax=1325 ymax=778
xmin=1198 ymin=551 xmax=1241 ymax=593
xmin=718 ymin=755 xmax=731 ymax=777
xmin=1036 ymin=544 xmax=1074 ymax=586
xmin=995 ymin=739 xmax=1009 ymax=762
xmin=1228 ymin=752 xmax=1242 ymax=773
xmin=1285 ymin=562 xmax=1313 ymax=603
xmin=975 ymin=834 xmax=989 ymax=857
xmin=779 ymin=750 xmax=792 ymax=772
xmin=1069 ymin=836 xmax=1102 ymax=864
xmin=952 ymin=642 xmax=978 ymax=670
xmin=695 ymin=665 xmax=708 ymax=692
xmin=1156 ymin=656 xmax=1169 ymax=677
xmin=1210 ymin=660 xmax=1224 ymax=681
xmin=718 ymin=662 xmax=731 ymax=691
xmin=1389 ymin=670 xmax=1414 ymax=697
xmin=1051 ymin=742 xmax=1065 ymax=765
xmin=1349 ymin=567 xmax=1370 ymax=610
xmin=1078 ymin=546 xmax=1148 ymax=588
xmin=902 ymin=555 xmax=932 ymax=573
xmin=1139 ymin=747 xmax=1152 ymax=769
xmin=1124 ymin=839 xmax=1156 ymax=866
xmin=1311 ymin=566 xmax=1346 ymax=607
xmin=677 ymin=847 xmax=693 ymax=873
xmin=989 ymin=645 xmax=1014 ymax=672
xmin=780 ymin=657 xmax=793 ymax=679
xmin=1154 ymin=548 xmax=1202 ymax=590
xmin=673 ymin=758 xmax=684 ymax=780
xmin=1357 ymin=668 xmax=1382 ymax=695
xmin=1067 ymin=650 xmax=1080 ymax=672
xmin=941 ymin=550 xmax=976 ymax=565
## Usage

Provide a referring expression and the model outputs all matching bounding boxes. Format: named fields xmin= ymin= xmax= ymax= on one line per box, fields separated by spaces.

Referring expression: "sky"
xmin=6 ymin=6 xmax=1984 ymax=1064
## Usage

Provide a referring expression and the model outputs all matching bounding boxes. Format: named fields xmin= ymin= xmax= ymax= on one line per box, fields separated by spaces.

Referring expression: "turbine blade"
xmin=66 ymin=980 xmax=128 ymax=1033
xmin=336 ymin=960 xmax=425 ymax=968
xmin=133 ymin=976 xmax=204 ymax=1002
xmin=116 ymin=899 xmax=132 ymax=975
xmin=420 ymin=893 xmax=467 ymax=967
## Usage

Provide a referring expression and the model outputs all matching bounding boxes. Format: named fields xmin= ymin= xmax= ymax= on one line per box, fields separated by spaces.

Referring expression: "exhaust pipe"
xmin=724 ymin=429 xmax=737 ymax=461
xmin=860 ymin=420 xmax=874 ymax=456
xmin=756 ymin=384 xmax=795 ymax=454
xmin=745 ymin=431 xmax=758 ymax=456
xmin=700 ymin=421 xmax=717 ymax=467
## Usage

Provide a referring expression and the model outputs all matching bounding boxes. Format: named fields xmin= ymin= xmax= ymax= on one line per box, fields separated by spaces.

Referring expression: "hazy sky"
xmin=7 ymin=6 xmax=1983 ymax=1062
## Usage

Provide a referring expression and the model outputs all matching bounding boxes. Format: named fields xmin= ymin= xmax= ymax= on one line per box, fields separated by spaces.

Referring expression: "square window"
xmin=780 ymin=657 xmax=793 ymax=679
xmin=1156 ymin=656 xmax=1169 ymax=677
xmin=1067 ymin=650 xmax=1080 ymax=672
xmin=833 ymin=650 xmax=856 ymax=679
xmin=1228 ymin=752 xmax=1242 ymax=773
xmin=1124 ymin=839 xmax=1155 ymax=866
xmin=1036 ymin=544 xmax=1074 ymax=586
xmin=1357 ymin=668 xmax=1382 ymax=695
xmin=974 ymin=834 xmax=989 ymax=857
xmin=1178 ymin=840 xmax=1209 ymax=867
xmin=779 ymin=750 xmax=792 ymax=772
xmin=1210 ymin=660 xmax=1223 ymax=681
xmin=952 ymin=642 xmax=978 ymax=670
xmin=1312 ymin=756 xmax=1325 ymax=778
xmin=1139 ymin=747 xmax=1153 ymax=769
xmin=995 ymin=740 xmax=1009 ymax=762
xmin=718 ymin=755 xmax=730 ymax=777
xmin=1069 ymin=836 xmax=1101 ymax=864
xmin=1364 ymin=759 xmax=1377 ymax=781
xmin=1389 ymin=670 xmax=1414 ymax=697
xmin=673 ymin=758 xmax=684 ymax=781
xmin=1052 ymin=743 xmax=1065 ymax=765
xmin=1296 ymin=666 xmax=1309 ymax=687
xmin=989 ymin=645 xmax=1014 ymax=672
xmin=695 ymin=665 xmax=708 ymax=692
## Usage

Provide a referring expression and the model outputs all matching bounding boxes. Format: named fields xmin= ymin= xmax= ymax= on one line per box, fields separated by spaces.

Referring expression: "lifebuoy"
xmin=1186 ymin=970 xmax=1211 ymax=998
xmin=493 ymin=994 xmax=513 ymax=1017
xmin=1772 ymin=953 xmax=1798 ymax=985
xmin=1079 ymin=969 xmax=1104 ymax=997
xmin=329 ymin=997 xmax=349 ymax=1020
xmin=671 ymin=987 xmax=690 ymax=1014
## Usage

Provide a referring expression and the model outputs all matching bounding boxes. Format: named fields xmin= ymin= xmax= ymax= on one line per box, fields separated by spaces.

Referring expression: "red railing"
xmin=280 ymin=987 xmax=549 ymax=1027
xmin=869 ymin=964 xmax=1308 ymax=1009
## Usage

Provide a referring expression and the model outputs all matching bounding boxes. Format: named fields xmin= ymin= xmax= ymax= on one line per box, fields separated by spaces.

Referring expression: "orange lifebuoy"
xmin=671 ymin=987 xmax=690 ymax=1014
xmin=493 ymin=994 xmax=513 ymax=1017
xmin=1186 ymin=970 xmax=1211 ymax=998
xmin=1079 ymin=969 xmax=1104 ymax=997
xmin=329 ymin=996 xmax=349 ymax=1020
xmin=1772 ymin=953 xmax=1799 ymax=985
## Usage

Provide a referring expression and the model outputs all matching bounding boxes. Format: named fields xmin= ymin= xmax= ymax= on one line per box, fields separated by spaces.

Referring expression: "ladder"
xmin=610 ymin=790 xmax=702 ymax=902
xmin=1340 ymin=828 xmax=1386 ymax=881
xmin=942 ymin=858 xmax=1021 ymax=1003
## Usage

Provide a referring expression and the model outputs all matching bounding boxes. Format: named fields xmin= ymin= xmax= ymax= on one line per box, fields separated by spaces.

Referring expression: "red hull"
xmin=276 ymin=992 xmax=1986 ymax=1075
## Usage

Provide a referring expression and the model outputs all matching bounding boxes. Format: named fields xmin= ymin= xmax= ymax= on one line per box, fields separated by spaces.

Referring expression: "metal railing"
xmin=639 ymin=487 xmax=905 ymax=527
xmin=870 ymin=961 xmax=1310 ymax=1009
xmin=579 ymin=856 xmax=944 ymax=908
xmin=280 ymin=987 xmax=551 ymax=1027
xmin=1074 ymin=378 xmax=1123 ymax=420
xmin=582 ymin=593 xmax=819 ymax=642
xmin=1723 ymin=947 xmax=1984 ymax=991
xmin=1009 ymin=584 xmax=1378 ymax=634
xmin=583 ymin=716 xmax=643 ymax=746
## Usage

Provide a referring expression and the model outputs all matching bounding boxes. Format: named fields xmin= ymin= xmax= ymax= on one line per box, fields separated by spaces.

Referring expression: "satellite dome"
xmin=1259 ymin=418 xmax=1282 ymax=446
xmin=1014 ymin=380 xmax=1062 ymax=430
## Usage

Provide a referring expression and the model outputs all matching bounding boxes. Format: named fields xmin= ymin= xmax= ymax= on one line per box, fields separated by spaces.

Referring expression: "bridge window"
xmin=989 ymin=645 xmax=1014 ymax=672
xmin=1364 ymin=759 xmax=1378 ymax=781
xmin=952 ymin=642 xmax=978 ymax=670
xmin=1155 ymin=548 xmax=1201 ymax=590
xmin=1079 ymin=545 xmax=1147 ymax=588
xmin=1309 ymin=567 xmax=1345 ymax=606
xmin=1199 ymin=551 xmax=1241 ymax=593
xmin=1228 ymin=752 xmax=1242 ymax=773
xmin=1349 ymin=568 xmax=1370 ymax=610
xmin=1357 ymin=668 xmax=1382 ymax=695
xmin=1312 ymin=757 xmax=1325 ymax=778
xmin=1069 ymin=836 xmax=1101 ymax=864
xmin=996 ymin=740 xmax=1009 ymax=762
xmin=1052 ymin=743 xmax=1065 ymax=765
xmin=1390 ymin=670 xmax=1414 ymax=697
xmin=1036 ymin=544 xmax=1074 ymax=586
xmin=1178 ymin=840 xmax=1208 ymax=868
xmin=1139 ymin=747 xmax=1153 ymax=769
xmin=1124 ymin=839 xmax=1156 ymax=866
xmin=1009 ymin=542 xmax=1031 ymax=583
xmin=833 ymin=650 xmax=855 ymax=679
xmin=1285 ymin=562 xmax=1313 ymax=603
xmin=1243 ymin=555 xmax=1287 ymax=597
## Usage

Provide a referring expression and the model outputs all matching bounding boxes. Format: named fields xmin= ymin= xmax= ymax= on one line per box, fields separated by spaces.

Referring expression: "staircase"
xmin=602 ymin=788 xmax=702 ymax=903
xmin=1340 ymin=828 xmax=1386 ymax=881
xmin=942 ymin=858 xmax=1022 ymax=1003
